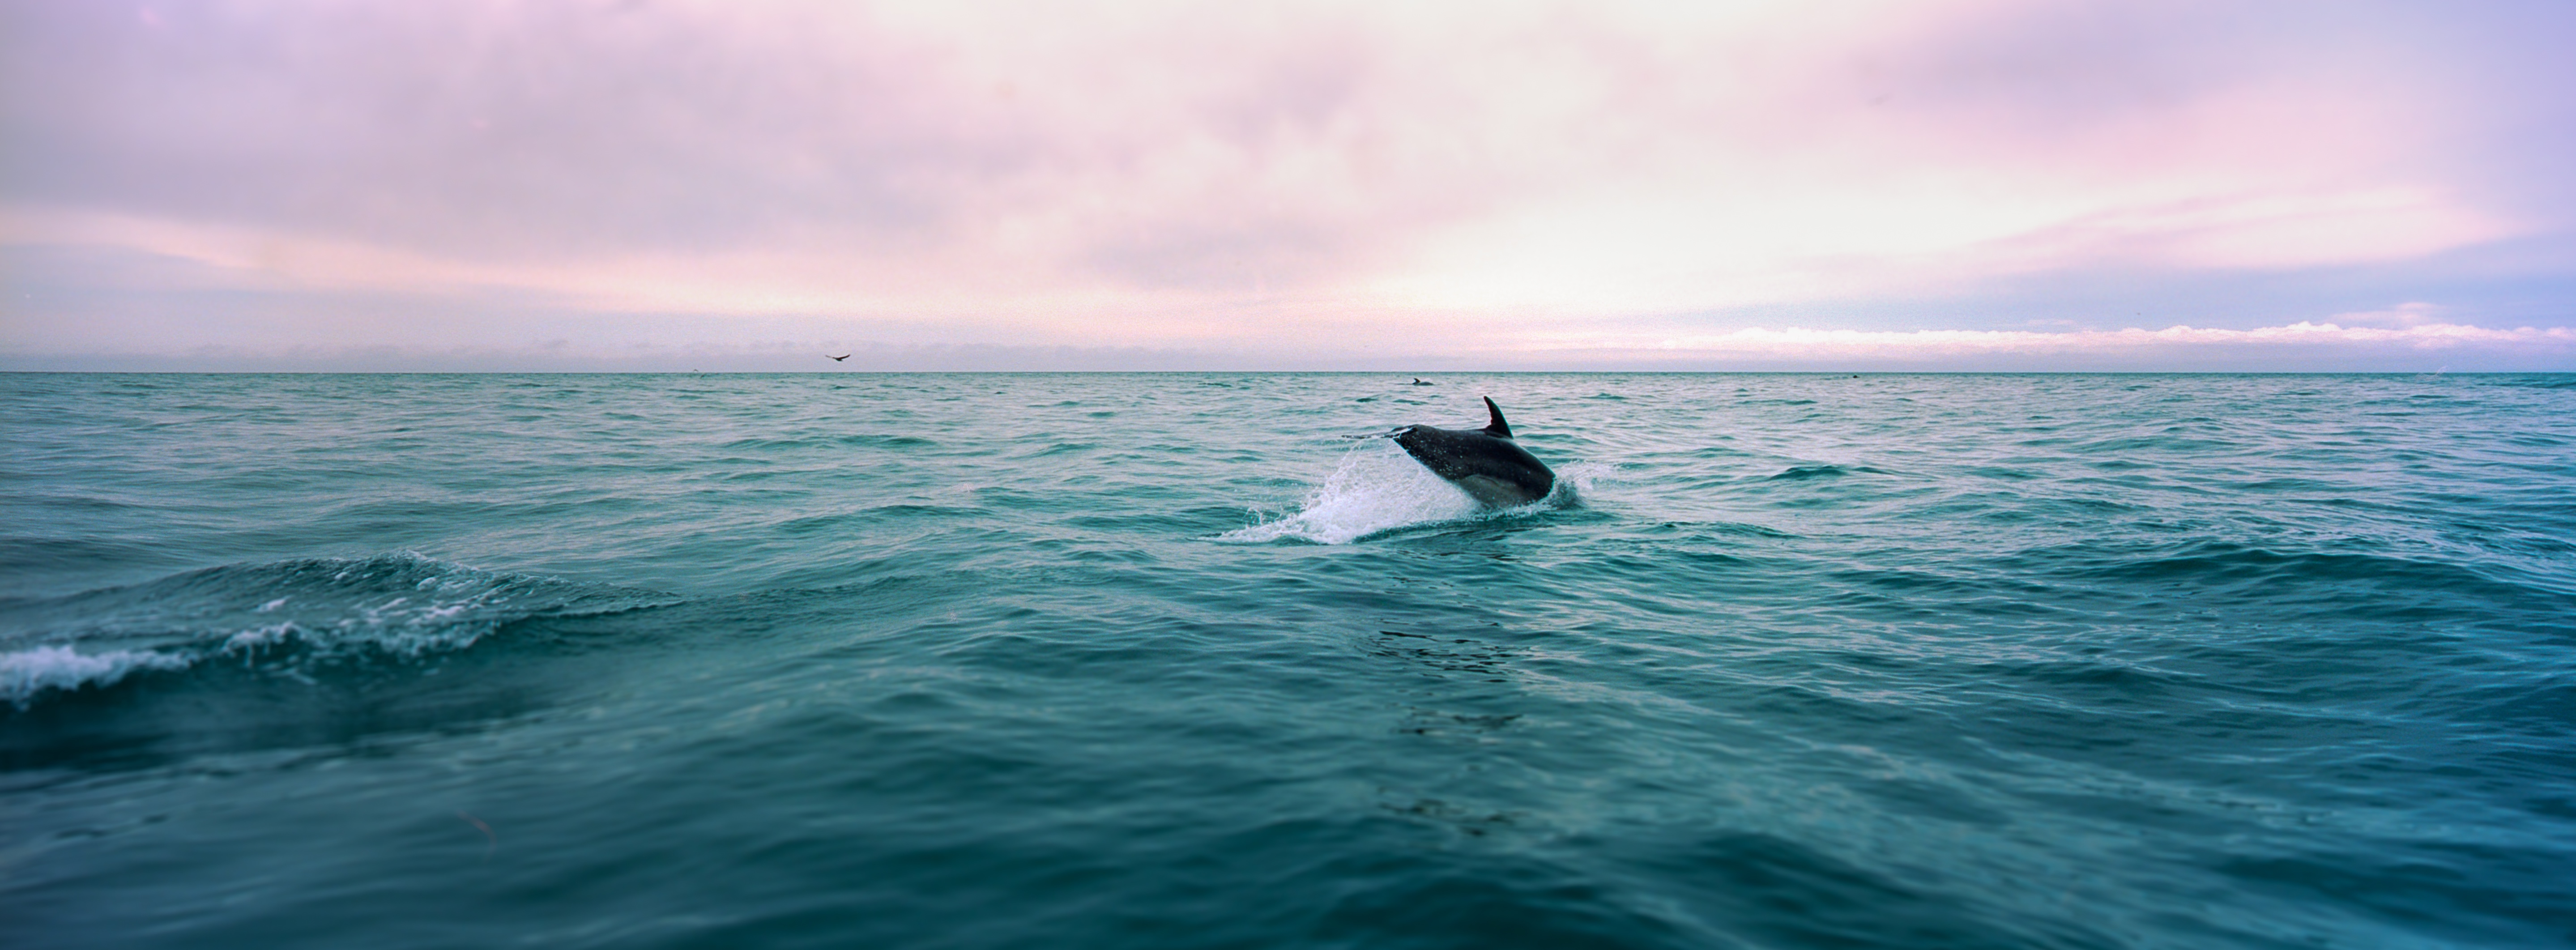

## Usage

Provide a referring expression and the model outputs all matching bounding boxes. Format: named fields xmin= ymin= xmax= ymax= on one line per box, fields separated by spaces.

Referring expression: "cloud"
xmin=2 ymin=0 xmax=2571 ymax=368
xmin=1535 ymin=320 xmax=2576 ymax=358
xmin=6 ymin=236 xmax=2563 ymax=371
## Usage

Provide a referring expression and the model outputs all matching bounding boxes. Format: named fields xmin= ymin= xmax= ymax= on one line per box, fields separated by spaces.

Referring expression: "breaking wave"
xmin=1 ymin=554 xmax=671 ymax=707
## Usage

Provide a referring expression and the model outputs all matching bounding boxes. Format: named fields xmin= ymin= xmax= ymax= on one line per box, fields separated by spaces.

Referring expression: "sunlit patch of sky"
xmin=3 ymin=0 xmax=2571 ymax=370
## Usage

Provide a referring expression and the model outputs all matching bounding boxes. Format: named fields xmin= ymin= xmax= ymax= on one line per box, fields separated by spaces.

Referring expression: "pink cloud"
xmin=3 ymin=0 xmax=2569 ymax=367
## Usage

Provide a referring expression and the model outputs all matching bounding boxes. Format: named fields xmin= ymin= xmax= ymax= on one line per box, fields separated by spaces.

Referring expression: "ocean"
xmin=4 ymin=371 xmax=2572 ymax=948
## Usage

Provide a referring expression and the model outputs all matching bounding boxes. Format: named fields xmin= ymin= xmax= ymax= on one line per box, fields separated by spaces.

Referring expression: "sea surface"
xmin=4 ymin=371 xmax=2573 ymax=949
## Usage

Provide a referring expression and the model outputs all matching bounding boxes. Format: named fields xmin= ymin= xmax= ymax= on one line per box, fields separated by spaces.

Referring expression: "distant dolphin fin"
xmin=1482 ymin=396 xmax=1514 ymax=439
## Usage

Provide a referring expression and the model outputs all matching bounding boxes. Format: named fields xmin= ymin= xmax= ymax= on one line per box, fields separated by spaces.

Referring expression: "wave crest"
xmin=0 ymin=645 xmax=192 ymax=705
xmin=1 ymin=554 xmax=668 ymax=706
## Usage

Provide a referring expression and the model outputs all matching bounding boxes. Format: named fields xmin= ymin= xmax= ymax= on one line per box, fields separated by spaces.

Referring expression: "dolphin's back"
xmin=1392 ymin=421 xmax=1555 ymax=507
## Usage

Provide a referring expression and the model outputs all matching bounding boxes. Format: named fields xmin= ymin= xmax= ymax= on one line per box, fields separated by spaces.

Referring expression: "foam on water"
xmin=0 ymin=552 xmax=667 ymax=705
xmin=0 ymin=645 xmax=191 ymax=705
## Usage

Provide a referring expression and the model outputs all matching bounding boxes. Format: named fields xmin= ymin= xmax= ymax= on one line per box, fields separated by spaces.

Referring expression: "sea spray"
xmin=1220 ymin=438 xmax=1489 ymax=544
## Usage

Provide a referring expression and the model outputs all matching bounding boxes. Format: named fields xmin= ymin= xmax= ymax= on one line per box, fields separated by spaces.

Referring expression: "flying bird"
xmin=828 ymin=354 xmax=850 ymax=362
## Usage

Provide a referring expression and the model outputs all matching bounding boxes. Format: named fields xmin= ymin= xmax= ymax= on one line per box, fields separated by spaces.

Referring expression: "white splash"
xmin=1552 ymin=460 xmax=1611 ymax=501
xmin=1219 ymin=439 xmax=1490 ymax=545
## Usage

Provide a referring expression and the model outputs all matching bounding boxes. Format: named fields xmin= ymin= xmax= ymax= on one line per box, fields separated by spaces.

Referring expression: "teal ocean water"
xmin=5 ymin=372 xmax=2573 ymax=948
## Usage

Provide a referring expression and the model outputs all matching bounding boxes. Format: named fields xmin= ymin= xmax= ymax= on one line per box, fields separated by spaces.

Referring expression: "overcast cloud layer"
xmin=4 ymin=0 xmax=2572 ymax=370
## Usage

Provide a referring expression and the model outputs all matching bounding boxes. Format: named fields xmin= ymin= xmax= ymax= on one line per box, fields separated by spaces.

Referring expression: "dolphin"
xmin=1391 ymin=396 xmax=1556 ymax=507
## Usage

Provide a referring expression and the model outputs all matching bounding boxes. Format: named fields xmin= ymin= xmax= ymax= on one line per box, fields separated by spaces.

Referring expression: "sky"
xmin=4 ymin=0 xmax=2573 ymax=371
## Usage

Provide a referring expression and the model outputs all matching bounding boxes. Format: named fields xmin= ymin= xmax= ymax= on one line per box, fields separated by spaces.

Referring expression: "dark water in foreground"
xmin=4 ymin=372 xmax=2573 ymax=949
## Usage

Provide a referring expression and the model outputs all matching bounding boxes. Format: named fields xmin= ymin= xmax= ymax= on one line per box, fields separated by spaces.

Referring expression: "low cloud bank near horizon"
xmin=8 ymin=298 xmax=2563 ymax=372
xmin=4 ymin=0 xmax=2572 ymax=370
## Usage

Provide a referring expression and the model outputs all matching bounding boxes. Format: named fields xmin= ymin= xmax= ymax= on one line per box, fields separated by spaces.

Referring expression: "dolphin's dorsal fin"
xmin=1482 ymin=396 xmax=1514 ymax=439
